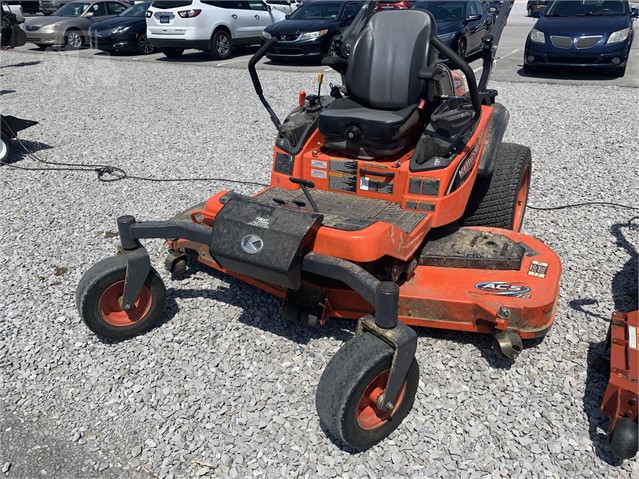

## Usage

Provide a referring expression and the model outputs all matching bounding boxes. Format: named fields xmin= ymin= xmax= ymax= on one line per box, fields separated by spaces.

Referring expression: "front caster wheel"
xmin=316 ymin=333 xmax=419 ymax=450
xmin=76 ymin=256 xmax=166 ymax=340
xmin=609 ymin=418 xmax=638 ymax=459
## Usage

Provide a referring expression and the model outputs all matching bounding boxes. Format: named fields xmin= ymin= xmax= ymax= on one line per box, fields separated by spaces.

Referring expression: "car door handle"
xmin=231 ymin=13 xmax=237 ymax=19
xmin=254 ymin=14 xmax=260 ymax=19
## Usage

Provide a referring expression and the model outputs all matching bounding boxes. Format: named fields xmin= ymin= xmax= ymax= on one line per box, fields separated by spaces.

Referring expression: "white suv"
xmin=146 ymin=0 xmax=285 ymax=59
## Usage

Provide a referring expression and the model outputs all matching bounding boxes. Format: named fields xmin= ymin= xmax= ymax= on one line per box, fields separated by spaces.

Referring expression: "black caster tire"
xmin=1 ymin=131 xmax=11 ymax=163
xmin=609 ymin=418 xmax=638 ymax=459
xmin=316 ymin=332 xmax=419 ymax=450
xmin=76 ymin=256 xmax=166 ymax=340
xmin=462 ymin=142 xmax=532 ymax=232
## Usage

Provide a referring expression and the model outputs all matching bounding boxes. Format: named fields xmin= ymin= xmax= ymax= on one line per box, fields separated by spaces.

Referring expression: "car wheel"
xmin=457 ymin=37 xmax=467 ymax=59
xmin=210 ymin=29 xmax=232 ymax=60
xmin=136 ymin=33 xmax=155 ymax=55
xmin=161 ymin=48 xmax=184 ymax=58
xmin=527 ymin=7 xmax=533 ymax=16
xmin=64 ymin=30 xmax=83 ymax=50
xmin=327 ymin=35 xmax=338 ymax=56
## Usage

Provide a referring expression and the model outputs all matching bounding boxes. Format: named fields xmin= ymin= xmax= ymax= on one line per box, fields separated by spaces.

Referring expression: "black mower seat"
xmin=319 ymin=9 xmax=438 ymax=158
xmin=319 ymin=99 xmax=419 ymax=147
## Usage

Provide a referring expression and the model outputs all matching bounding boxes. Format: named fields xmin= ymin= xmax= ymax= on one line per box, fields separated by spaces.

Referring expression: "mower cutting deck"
xmin=77 ymin=1 xmax=562 ymax=449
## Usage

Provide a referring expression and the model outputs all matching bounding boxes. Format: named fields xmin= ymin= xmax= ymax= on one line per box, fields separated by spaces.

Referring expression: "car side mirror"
xmin=531 ymin=10 xmax=541 ymax=18
xmin=266 ymin=4 xmax=271 ymax=12
xmin=631 ymin=8 xmax=638 ymax=18
xmin=285 ymin=14 xmax=290 ymax=19
xmin=464 ymin=14 xmax=482 ymax=22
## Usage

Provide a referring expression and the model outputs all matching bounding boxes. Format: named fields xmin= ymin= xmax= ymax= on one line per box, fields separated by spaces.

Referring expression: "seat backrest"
xmin=345 ymin=9 xmax=437 ymax=110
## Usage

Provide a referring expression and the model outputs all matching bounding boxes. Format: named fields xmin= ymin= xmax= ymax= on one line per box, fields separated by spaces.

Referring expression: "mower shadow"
xmin=166 ymin=260 xmax=520 ymax=367
xmin=3 ymin=139 xmax=53 ymax=164
xmin=584 ymin=339 xmax=623 ymax=465
xmin=578 ymin=218 xmax=638 ymax=464
xmin=0 ymin=60 xmax=43 ymax=69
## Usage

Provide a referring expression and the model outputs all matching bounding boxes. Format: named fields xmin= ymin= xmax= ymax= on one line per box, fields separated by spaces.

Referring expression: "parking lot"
xmin=1 ymin=1 xmax=639 ymax=479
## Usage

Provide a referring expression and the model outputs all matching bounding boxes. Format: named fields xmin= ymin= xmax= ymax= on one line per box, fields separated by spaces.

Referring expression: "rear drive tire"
xmin=210 ymin=29 xmax=232 ymax=60
xmin=161 ymin=48 xmax=184 ymax=58
xmin=0 ymin=131 xmax=11 ymax=163
xmin=462 ymin=142 xmax=532 ymax=232
xmin=316 ymin=332 xmax=419 ymax=451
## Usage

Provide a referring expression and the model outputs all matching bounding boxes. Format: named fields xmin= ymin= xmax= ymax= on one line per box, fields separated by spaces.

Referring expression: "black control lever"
xmin=289 ymin=177 xmax=319 ymax=213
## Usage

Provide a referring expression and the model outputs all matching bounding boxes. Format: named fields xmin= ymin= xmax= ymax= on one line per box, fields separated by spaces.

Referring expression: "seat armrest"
xmin=322 ymin=56 xmax=348 ymax=75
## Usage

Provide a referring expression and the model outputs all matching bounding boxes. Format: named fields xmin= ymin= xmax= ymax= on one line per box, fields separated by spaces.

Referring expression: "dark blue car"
xmin=413 ymin=0 xmax=493 ymax=59
xmin=524 ymin=0 xmax=638 ymax=77
xmin=89 ymin=1 xmax=155 ymax=54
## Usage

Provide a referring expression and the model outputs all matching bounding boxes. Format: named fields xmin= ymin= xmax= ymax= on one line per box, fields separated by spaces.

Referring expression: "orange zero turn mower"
xmin=76 ymin=1 xmax=562 ymax=450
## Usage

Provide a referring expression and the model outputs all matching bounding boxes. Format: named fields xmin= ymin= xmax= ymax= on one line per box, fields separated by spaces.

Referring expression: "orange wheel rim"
xmin=98 ymin=280 xmax=152 ymax=327
xmin=356 ymin=370 xmax=407 ymax=430
xmin=513 ymin=167 xmax=530 ymax=232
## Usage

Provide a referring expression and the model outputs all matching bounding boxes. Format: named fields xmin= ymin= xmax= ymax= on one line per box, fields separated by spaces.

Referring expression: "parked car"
xmin=413 ymin=0 xmax=493 ymax=59
xmin=376 ymin=0 xmax=415 ymax=9
xmin=40 ymin=0 xmax=72 ymax=15
xmin=524 ymin=0 xmax=637 ymax=77
xmin=526 ymin=0 xmax=549 ymax=17
xmin=265 ymin=0 xmax=301 ymax=14
xmin=146 ymin=0 xmax=285 ymax=59
xmin=262 ymin=0 xmax=364 ymax=61
xmin=23 ymin=0 xmax=128 ymax=49
xmin=40 ymin=0 xmax=130 ymax=15
xmin=4 ymin=0 xmax=39 ymax=14
xmin=89 ymin=1 xmax=155 ymax=53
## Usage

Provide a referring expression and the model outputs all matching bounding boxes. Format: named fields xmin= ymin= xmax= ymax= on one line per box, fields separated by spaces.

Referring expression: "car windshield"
xmin=120 ymin=2 xmax=149 ymax=16
xmin=545 ymin=0 xmax=628 ymax=16
xmin=54 ymin=2 xmax=92 ymax=16
xmin=414 ymin=1 xmax=466 ymax=21
xmin=289 ymin=2 xmax=342 ymax=19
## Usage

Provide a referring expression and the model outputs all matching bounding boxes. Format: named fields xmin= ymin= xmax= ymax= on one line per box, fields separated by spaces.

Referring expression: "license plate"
xmin=160 ymin=16 xmax=170 ymax=23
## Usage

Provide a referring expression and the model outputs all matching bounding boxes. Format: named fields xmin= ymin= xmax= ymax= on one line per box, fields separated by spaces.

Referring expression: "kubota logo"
xmin=240 ymin=234 xmax=264 ymax=255
xmin=474 ymin=282 xmax=531 ymax=297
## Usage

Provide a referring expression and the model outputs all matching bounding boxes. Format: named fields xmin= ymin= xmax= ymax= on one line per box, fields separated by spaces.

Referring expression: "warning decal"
xmin=630 ymin=326 xmax=637 ymax=350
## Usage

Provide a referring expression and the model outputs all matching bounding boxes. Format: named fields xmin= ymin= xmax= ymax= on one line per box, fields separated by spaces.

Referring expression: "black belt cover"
xmin=209 ymin=195 xmax=322 ymax=290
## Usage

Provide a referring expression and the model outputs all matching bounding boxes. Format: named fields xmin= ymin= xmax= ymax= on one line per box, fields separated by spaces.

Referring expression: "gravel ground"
xmin=1 ymin=50 xmax=638 ymax=478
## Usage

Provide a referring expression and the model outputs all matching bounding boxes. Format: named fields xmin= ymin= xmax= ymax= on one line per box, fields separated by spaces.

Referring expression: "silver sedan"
xmin=22 ymin=0 xmax=128 ymax=49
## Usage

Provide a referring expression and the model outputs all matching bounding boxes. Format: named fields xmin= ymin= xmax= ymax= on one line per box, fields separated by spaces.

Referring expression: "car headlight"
xmin=437 ymin=32 xmax=455 ymax=42
xmin=113 ymin=26 xmax=131 ymax=34
xmin=298 ymin=29 xmax=328 ymax=41
xmin=41 ymin=23 xmax=60 ymax=31
xmin=262 ymin=31 xmax=271 ymax=40
xmin=606 ymin=28 xmax=630 ymax=44
xmin=529 ymin=28 xmax=545 ymax=44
